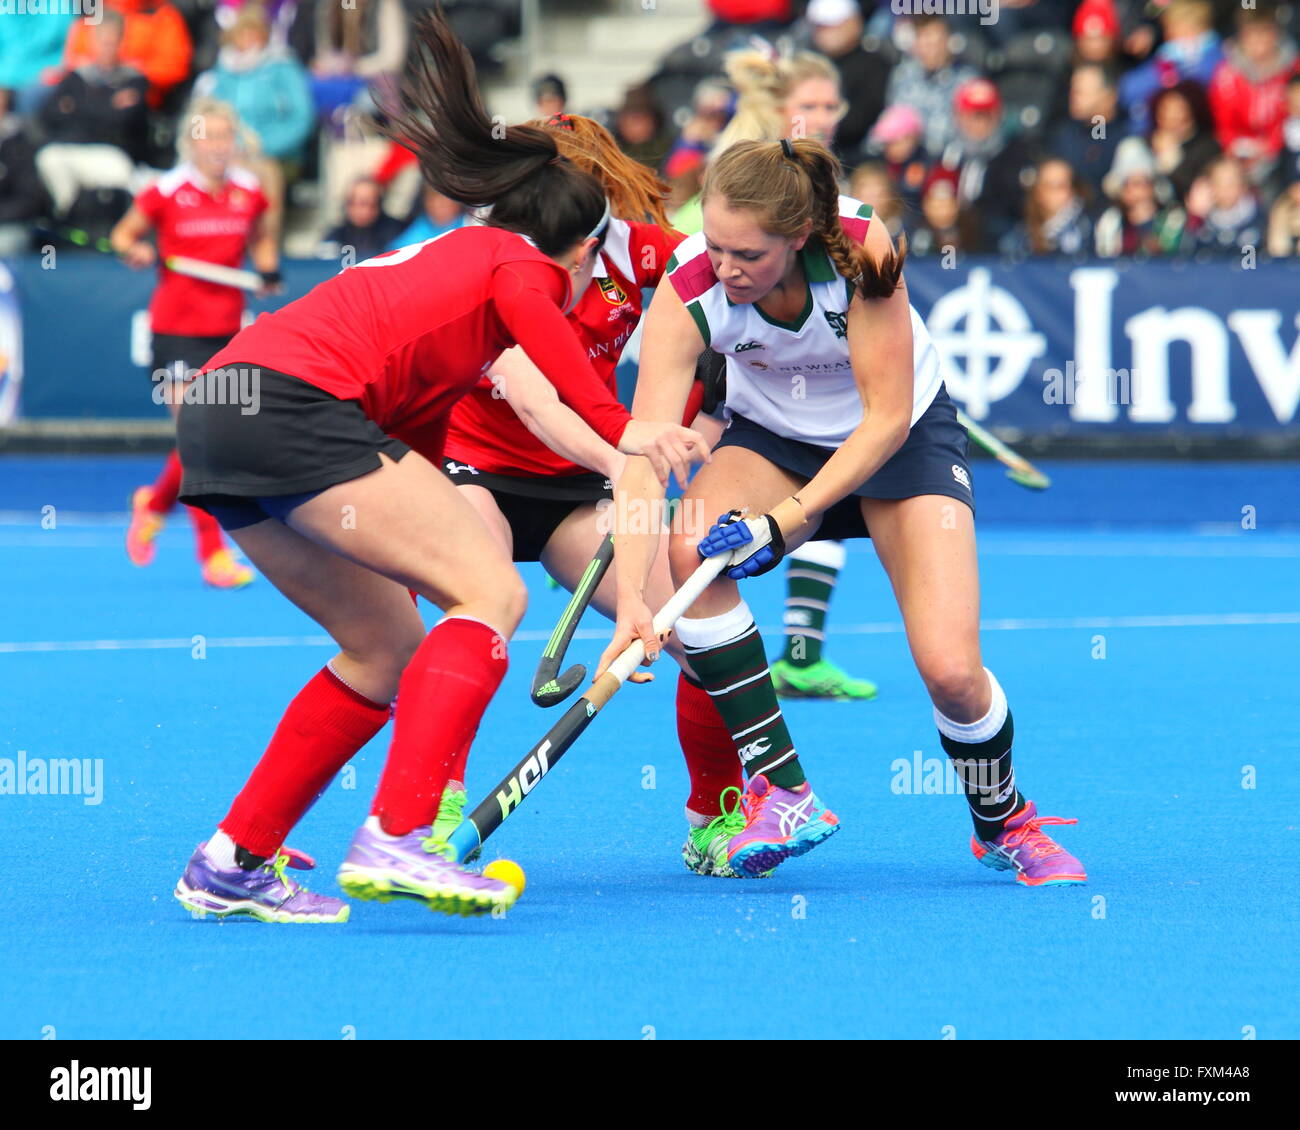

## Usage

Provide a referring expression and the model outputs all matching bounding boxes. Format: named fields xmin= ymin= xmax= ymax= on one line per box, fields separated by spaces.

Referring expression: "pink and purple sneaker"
xmin=971 ymin=801 xmax=1087 ymax=886
xmin=336 ymin=817 xmax=517 ymax=916
xmin=175 ymin=843 xmax=349 ymax=923
xmin=725 ymin=773 xmax=840 ymax=877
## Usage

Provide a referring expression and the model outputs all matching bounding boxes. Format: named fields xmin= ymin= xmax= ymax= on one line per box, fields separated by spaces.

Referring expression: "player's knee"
xmin=391 ymin=621 xmax=426 ymax=670
xmin=480 ymin=574 xmax=527 ymax=635
xmin=922 ymin=659 xmax=984 ymax=715
xmin=339 ymin=630 xmax=421 ymax=697
xmin=343 ymin=615 xmax=414 ymax=657
xmin=667 ymin=531 xmax=698 ymax=587
xmin=502 ymin=576 xmax=528 ymax=630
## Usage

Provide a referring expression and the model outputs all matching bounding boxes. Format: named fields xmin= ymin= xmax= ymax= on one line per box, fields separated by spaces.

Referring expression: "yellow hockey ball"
xmin=483 ymin=859 xmax=526 ymax=895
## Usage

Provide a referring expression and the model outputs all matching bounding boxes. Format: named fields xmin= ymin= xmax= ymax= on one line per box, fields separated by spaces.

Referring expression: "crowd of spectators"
xmin=0 ymin=0 xmax=1297 ymax=261
xmin=635 ymin=0 xmax=1300 ymax=259
xmin=0 ymin=0 xmax=498 ymax=254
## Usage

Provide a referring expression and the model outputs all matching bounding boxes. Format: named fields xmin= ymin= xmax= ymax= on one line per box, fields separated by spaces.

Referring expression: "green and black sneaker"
xmin=683 ymin=787 xmax=772 ymax=879
xmin=769 ymin=658 xmax=878 ymax=701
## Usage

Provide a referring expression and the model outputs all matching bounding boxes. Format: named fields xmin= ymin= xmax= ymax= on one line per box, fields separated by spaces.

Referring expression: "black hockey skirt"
xmin=176 ymin=364 xmax=410 ymax=531
xmin=713 ymin=383 xmax=974 ymax=541
xmin=441 ymin=458 xmax=613 ymax=564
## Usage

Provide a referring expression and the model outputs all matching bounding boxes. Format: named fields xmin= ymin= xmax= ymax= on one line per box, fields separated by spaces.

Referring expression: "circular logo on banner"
xmin=926 ymin=267 xmax=1046 ymax=419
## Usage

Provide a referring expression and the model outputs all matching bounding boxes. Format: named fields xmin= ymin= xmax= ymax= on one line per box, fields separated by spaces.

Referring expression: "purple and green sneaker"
xmin=971 ymin=801 xmax=1087 ymax=887
xmin=336 ymin=817 xmax=517 ymax=917
xmin=175 ymin=843 xmax=349 ymax=923
xmin=725 ymin=773 xmax=840 ymax=877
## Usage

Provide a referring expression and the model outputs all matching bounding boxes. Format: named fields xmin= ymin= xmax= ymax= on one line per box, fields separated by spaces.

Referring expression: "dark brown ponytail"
xmin=704 ymin=138 xmax=906 ymax=300
xmin=374 ymin=7 xmax=607 ymax=257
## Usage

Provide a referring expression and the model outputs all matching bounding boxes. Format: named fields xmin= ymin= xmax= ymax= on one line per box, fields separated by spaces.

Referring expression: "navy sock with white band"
xmin=935 ymin=669 xmax=1024 ymax=840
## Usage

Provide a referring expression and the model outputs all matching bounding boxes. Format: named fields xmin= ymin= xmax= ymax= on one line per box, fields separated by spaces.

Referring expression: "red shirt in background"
xmin=136 ymin=164 xmax=268 ymax=337
xmin=444 ymin=218 xmax=682 ymax=477
xmin=707 ymin=0 xmax=793 ymax=24
xmin=1208 ymin=50 xmax=1300 ymax=164
xmin=203 ymin=226 xmax=632 ymax=450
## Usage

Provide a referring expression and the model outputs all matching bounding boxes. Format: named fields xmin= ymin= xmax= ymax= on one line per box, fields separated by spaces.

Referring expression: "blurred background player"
xmin=112 ymin=96 xmax=279 ymax=588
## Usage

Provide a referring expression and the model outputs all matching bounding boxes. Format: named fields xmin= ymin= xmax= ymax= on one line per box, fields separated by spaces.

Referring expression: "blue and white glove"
xmin=697 ymin=509 xmax=787 ymax=580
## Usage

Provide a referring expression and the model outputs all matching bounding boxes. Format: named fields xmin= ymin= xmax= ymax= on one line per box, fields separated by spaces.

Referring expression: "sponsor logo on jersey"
xmin=748 ymin=359 xmax=770 ymax=371
xmin=951 ymin=464 xmax=971 ymax=489
xmin=772 ymin=360 xmax=852 ymax=373
xmin=824 ymin=310 xmax=848 ymax=339
xmin=597 ymin=277 xmax=628 ymax=306
xmin=446 ymin=461 xmax=480 ymax=476
xmin=588 ymin=323 xmax=634 ymax=360
xmin=734 ymin=340 xmax=764 ymax=353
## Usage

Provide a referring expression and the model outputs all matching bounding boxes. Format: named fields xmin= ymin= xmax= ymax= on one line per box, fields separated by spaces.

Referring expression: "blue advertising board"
xmin=904 ymin=258 xmax=1300 ymax=437
xmin=2 ymin=255 xmax=337 ymax=419
xmin=4 ymin=253 xmax=1300 ymax=436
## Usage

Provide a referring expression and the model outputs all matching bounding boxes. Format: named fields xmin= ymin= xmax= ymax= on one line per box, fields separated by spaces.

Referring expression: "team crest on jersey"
xmin=824 ymin=310 xmax=848 ymax=339
xmin=597 ymin=277 xmax=628 ymax=306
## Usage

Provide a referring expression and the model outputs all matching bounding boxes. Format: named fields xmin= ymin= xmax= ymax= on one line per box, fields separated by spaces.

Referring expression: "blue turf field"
xmin=1 ymin=456 xmax=1297 ymax=1040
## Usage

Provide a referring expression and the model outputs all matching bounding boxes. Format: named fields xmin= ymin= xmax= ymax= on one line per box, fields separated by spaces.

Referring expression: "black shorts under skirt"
xmin=176 ymin=364 xmax=410 ymax=531
xmin=714 ymin=383 xmax=974 ymax=541
xmin=441 ymin=457 xmax=612 ymax=563
xmin=151 ymin=333 xmax=233 ymax=381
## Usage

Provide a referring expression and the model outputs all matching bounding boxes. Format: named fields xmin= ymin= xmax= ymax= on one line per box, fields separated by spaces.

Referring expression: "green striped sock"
xmin=681 ymin=620 xmax=804 ymax=789
xmin=781 ymin=559 xmax=838 ymax=667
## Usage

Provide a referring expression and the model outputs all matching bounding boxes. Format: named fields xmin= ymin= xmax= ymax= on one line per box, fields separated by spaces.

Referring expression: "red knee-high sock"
xmin=373 ymin=616 xmax=507 ymax=836
xmin=447 ymin=734 xmax=472 ymax=788
xmin=187 ymin=504 xmax=226 ymax=560
xmin=220 ymin=666 xmax=391 ymax=858
xmin=149 ymin=449 xmax=184 ymax=513
xmin=401 ymin=591 xmax=474 ymax=789
xmin=677 ymin=670 xmax=743 ymax=818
